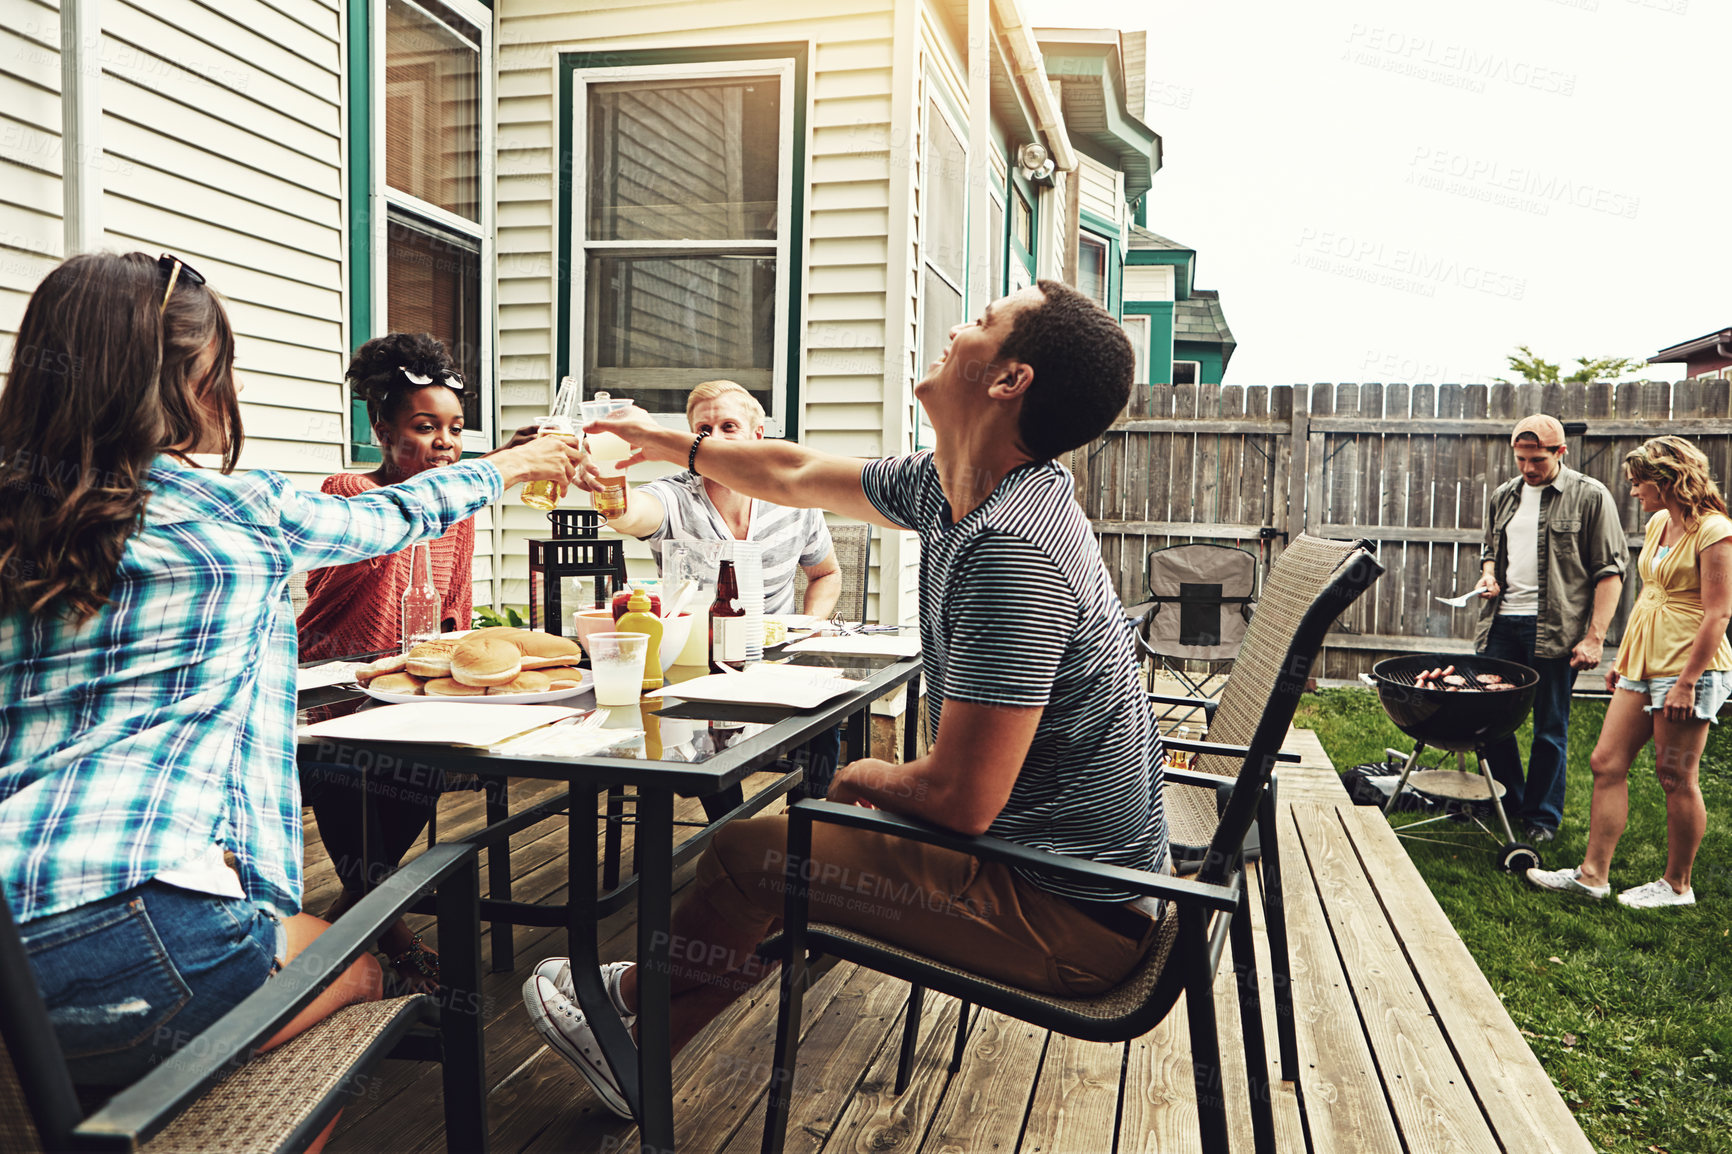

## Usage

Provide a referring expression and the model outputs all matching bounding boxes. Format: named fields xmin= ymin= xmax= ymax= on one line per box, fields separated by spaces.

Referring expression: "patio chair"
xmin=0 ymin=844 xmax=487 ymax=1153
xmin=1134 ymin=542 xmax=1258 ymax=704
xmin=761 ymin=536 xmax=1383 ymax=1154
xmin=793 ymin=520 xmax=871 ymax=624
xmin=1157 ymin=535 xmax=1370 ymax=871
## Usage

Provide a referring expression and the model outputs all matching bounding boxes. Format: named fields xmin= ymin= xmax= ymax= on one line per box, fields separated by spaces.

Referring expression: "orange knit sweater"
xmin=296 ymin=471 xmax=476 ymax=661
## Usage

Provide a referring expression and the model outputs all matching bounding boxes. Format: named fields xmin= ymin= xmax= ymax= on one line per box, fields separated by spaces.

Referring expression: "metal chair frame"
xmin=0 ymin=846 xmax=487 ymax=1153
xmin=761 ymin=538 xmax=1383 ymax=1154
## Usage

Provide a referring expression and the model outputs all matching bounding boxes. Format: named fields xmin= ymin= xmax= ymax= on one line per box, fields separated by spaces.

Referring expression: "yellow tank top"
xmin=1613 ymin=510 xmax=1732 ymax=679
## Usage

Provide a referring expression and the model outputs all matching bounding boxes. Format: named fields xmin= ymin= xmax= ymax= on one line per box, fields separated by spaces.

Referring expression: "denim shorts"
xmin=20 ymin=882 xmax=286 ymax=1088
xmin=1615 ymin=669 xmax=1732 ymax=724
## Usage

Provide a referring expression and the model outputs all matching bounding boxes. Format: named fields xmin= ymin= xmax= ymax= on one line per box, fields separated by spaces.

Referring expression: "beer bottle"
xmin=709 ymin=559 xmax=747 ymax=674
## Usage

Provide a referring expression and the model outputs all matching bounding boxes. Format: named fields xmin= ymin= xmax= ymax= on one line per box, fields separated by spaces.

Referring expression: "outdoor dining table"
xmin=296 ymin=647 xmax=923 ymax=1153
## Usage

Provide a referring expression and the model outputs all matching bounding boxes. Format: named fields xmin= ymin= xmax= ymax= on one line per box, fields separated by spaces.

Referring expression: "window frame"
xmin=563 ymin=59 xmax=797 ymax=436
xmin=1172 ymin=359 xmax=1201 ymax=385
xmin=915 ymin=79 xmax=971 ymax=452
xmin=349 ymin=0 xmax=496 ymax=463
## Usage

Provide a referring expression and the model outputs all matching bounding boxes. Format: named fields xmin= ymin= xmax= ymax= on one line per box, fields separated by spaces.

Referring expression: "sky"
xmin=1024 ymin=0 xmax=1728 ymax=385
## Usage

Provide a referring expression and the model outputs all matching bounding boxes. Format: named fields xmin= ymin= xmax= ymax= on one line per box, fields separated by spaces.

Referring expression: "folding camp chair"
xmin=1135 ymin=542 xmax=1258 ymax=701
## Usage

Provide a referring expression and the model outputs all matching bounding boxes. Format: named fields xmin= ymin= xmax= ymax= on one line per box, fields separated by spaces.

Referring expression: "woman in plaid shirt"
xmin=0 ymin=253 xmax=582 ymax=1115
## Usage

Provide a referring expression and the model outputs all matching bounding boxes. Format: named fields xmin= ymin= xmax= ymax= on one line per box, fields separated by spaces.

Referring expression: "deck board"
xmin=315 ymin=730 xmax=1592 ymax=1154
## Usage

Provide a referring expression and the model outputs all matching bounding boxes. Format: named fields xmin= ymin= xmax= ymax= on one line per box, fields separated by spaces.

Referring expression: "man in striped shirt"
xmin=526 ymin=281 xmax=1165 ymax=1119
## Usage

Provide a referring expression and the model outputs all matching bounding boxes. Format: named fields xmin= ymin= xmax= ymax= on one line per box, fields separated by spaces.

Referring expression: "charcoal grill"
xmin=1362 ymin=654 xmax=1545 ymax=872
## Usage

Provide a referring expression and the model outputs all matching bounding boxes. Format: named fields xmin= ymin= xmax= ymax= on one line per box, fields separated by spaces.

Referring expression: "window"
xmin=572 ymin=64 xmax=794 ymax=424
xmin=1122 ymin=315 xmax=1149 ymax=385
xmin=1173 ymin=360 xmax=1200 ymax=385
xmin=989 ymin=189 xmax=1004 ymax=299
xmin=1078 ymin=234 xmax=1108 ymax=306
xmin=1012 ymin=187 xmax=1033 ymax=254
xmin=918 ymin=96 xmax=967 ymax=450
xmin=351 ymin=0 xmax=494 ymax=458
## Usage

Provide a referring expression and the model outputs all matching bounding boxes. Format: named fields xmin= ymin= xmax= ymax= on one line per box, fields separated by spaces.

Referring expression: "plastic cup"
xmin=581 ymin=398 xmax=633 ymax=516
xmin=589 ymin=632 xmax=648 ymax=706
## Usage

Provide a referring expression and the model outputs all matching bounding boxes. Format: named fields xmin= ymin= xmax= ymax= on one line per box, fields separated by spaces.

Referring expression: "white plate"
xmin=363 ymin=672 xmax=593 ymax=706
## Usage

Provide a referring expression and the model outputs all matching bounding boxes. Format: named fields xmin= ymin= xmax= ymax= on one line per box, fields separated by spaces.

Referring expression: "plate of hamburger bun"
xmin=353 ymin=628 xmax=593 ymax=704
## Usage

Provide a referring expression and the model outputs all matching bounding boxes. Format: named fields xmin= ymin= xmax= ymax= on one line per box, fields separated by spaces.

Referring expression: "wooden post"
xmin=1285 ymin=387 xmax=1309 ymax=543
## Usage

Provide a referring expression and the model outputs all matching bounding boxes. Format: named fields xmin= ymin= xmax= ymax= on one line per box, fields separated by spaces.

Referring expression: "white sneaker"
xmin=522 ymin=975 xmax=634 ymax=1119
xmin=1617 ymin=879 xmax=1695 ymax=909
xmin=530 ymin=958 xmax=636 ymax=1028
xmin=1525 ymin=866 xmax=1610 ymax=900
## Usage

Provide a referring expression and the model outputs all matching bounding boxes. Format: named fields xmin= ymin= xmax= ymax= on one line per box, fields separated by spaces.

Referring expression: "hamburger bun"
xmin=449 ymin=636 xmax=522 ymax=687
xmin=486 ymin=670 xmax=552 ymax=695
xmin=355 ymin=654 xmax=409 ymax=684
xmin=463 ymin=626 xmax=526 ymax=645
xmin=405 ymin=639 xmax=460 ymax=679
xmin=512 ymin=632 xmax=581 ymax=660
xmin=425 ymin=676 xmax=486 ymax=697
xmin=370 ymin=671 xmax=425 ymax=695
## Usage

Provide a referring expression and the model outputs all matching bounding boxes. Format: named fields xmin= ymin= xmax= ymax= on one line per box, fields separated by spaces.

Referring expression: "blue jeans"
xmin=20 ymin=882 xmax=284 ymax=1088
xmin=1481 ymin=614 xmax=1574 ymax=832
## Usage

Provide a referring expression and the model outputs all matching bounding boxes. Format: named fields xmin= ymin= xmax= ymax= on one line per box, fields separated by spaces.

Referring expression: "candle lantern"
xmin=526 ymin=510 xmax=627 ymax=636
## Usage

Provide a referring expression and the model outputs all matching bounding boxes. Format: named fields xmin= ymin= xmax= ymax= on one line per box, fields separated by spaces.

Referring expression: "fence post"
xmin=1286 ymin=387 xmax=1309 ymax=542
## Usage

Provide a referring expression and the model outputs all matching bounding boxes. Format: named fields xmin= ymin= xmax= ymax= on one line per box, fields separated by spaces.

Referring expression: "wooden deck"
xmin=314 ymin=730 xmax=1594 ymax=1153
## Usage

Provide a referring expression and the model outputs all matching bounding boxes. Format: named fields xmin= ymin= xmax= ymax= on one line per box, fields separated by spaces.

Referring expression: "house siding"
xmin=0 ymin=0 xmax=350 ymax=496
xmin=1124 ymin=262 xmax=1174 ymax=301
xmin=1076 ymin=152 xmax=1119 ymax=229
xmin=493 ymin=0 xmax=899 ymax=621
xmin=2 ymin=0 xmax=519 ymax=607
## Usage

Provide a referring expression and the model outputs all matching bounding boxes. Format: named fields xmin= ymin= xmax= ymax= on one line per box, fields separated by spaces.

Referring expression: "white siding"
xmin=1124 ymin=262 xmax=1174 ymax=301
xmin=0 ymin=0 xmax=349 ymax=493
xmin=493 ymin=0 xmax=897 ymax=618
xmin=1077 ymin=152 xmax=1120 ymax=229
xmin=0 ymin=0 xmax=501 ymax=606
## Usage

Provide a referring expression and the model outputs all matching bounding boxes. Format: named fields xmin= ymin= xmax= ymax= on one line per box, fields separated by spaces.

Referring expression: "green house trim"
xmin=556 ymin=43 xmax=809 ymax=436
xmin=1124 ymin=300 xmax=1174 ymax=384
xmin=1008 ymin=166 xmax=1038 ymax=281
xmin=345 ymin=0 xmax=379 ymax=463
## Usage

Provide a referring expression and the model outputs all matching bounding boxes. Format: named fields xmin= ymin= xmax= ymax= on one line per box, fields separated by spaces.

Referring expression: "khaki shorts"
xmin=696 ymin=815 xmax=1158 ymax=997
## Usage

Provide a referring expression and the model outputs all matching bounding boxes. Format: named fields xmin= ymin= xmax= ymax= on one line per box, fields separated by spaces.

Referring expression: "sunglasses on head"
xmin=399 ymin=366 xmax=465 ymax=391
xmin=158 ymin=254 xmax=207 ymax=315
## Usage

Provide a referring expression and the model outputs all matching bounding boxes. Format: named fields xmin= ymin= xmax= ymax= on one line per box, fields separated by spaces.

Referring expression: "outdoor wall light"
xmin=1017 ymin=141 xmax=1055 ymax=182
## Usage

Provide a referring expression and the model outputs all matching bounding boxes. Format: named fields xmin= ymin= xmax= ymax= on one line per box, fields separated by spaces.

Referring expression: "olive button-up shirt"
xmin=1477 ymin=463 xmax=1627 ymax=660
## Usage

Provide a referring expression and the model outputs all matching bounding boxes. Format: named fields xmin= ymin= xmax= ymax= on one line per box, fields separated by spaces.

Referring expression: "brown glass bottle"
xmin=708 ymin=559 xmax=747 ymax=674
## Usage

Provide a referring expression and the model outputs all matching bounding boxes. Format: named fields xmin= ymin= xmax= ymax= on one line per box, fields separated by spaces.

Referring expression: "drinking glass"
xmin=589 ymin=632 xmax=649 ymax=706
xmin=581 ymin=395 xmax=634 ymax=518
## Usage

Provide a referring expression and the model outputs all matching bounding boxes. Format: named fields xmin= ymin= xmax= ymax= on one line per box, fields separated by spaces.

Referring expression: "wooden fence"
xmin=1077 ymin=378 xmax=1732 ymax=681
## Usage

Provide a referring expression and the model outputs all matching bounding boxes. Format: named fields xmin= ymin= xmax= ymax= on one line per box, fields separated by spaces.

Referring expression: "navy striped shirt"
xmin=862 ymin=452 xmax=1166 ymax=902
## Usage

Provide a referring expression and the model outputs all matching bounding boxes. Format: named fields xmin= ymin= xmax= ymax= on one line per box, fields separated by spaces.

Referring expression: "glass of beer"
xmin=581 ymin=394 xmax=633 ymax=518
xmin=521 ymin=377 xmax=582 ymax=511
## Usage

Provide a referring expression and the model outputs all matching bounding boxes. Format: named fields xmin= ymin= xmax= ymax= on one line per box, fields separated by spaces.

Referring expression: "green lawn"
xmin=1292 ymin=689 xmax=1731 ymax=1154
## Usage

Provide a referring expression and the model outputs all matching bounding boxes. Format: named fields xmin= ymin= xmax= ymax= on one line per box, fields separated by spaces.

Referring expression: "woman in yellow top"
xmin=1528 ymin=436 xmax=1731 ymax=908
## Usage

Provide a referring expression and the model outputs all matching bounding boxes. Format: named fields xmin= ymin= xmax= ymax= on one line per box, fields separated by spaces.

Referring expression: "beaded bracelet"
xmin=688 ymin=429 xmax=710 ymax=474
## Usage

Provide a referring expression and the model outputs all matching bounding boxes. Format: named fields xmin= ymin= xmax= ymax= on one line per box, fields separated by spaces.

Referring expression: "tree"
xmin=1497 ymin=345 xmax=1645 ymax=384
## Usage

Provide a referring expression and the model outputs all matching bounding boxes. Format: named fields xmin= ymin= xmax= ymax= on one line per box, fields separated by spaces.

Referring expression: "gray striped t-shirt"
xmin=636 ymin=471 xmax=834 ymax=615
xmin=861 ymin=451 xmax=1167 ymax=903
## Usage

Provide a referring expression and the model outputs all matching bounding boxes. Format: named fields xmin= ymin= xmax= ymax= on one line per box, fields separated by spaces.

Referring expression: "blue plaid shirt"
xmin=0 ymin=455 xmax=503 ymax=923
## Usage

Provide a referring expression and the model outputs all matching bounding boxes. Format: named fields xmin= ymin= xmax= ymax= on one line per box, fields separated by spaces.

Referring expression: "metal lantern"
xmin=526 ymin=510 xmax=628 ymax=636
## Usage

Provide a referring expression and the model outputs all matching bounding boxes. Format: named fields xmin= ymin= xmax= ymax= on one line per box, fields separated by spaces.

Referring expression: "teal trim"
xmin=1175 ymin=342 xmax=1225 ymax=385
xmin=1039 ymin=45 xmax=1160 ymax=200
xmin=557 ymin=44 xmax=808 ymax=436
xmin=1008 ymin=167 xmax=1037 ymax=278
xmin=1079 ymin=222 xmax=1119 ymax=319
xmin=1133 ymin=196 xmax=1146 ymax=228
xmin=1079 ymin=208 xmax=1121 ymax=249
xmin=1124 ymin=247 xmax=1193 ymax=299
xmin=1125 ymin=300 xmax=1174 ymax=384
xmin=346 ymin=0 xmax=376 ymax=462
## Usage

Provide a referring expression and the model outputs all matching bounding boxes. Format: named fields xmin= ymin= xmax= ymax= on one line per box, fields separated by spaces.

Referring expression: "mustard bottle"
xmin=616 ymin=587 xmax=665 ymax=690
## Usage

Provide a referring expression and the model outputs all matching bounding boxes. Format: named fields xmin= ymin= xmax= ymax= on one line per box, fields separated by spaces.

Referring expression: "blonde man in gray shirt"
xmin=1472 ymin=415 xmax=1626 ymax=842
